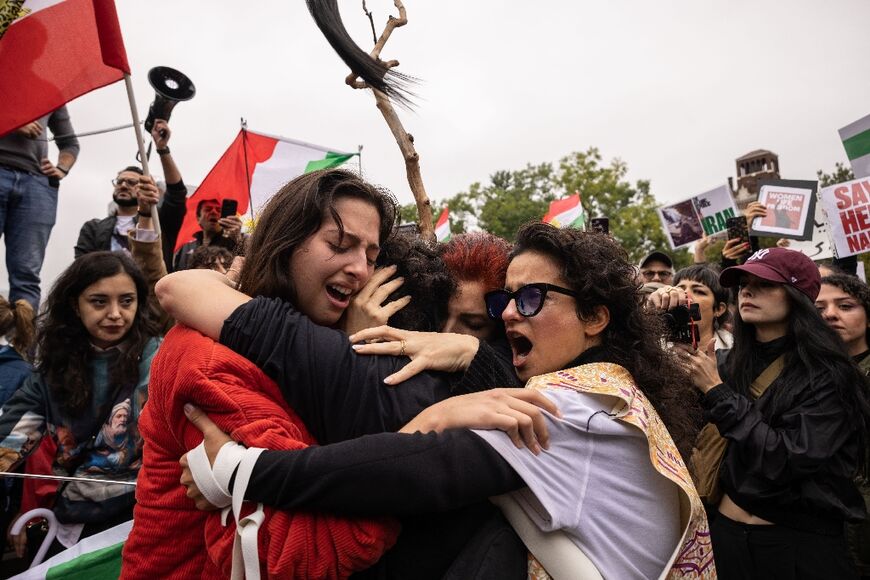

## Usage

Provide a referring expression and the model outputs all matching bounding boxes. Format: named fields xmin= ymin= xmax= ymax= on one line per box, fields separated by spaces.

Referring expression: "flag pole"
xmin=241 ymin=118 xmax=254 ymax=222
xmin=358 ymin=144 xmax=363 ymax=174
xmin=123 ymin=73 xmax=161 ymax=237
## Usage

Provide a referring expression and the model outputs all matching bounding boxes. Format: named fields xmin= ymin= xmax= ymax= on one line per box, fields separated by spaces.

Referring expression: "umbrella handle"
xmin=10 ymin=508 xmax=58 ymax=568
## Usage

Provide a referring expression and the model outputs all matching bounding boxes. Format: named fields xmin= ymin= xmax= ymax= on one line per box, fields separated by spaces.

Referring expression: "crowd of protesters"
xmin=0 ymin=112 xmax=868 ymax=580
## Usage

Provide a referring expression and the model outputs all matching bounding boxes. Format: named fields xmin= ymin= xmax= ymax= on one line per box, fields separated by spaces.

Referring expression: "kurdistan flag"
xmin=543 ymin=193 xmax=585 ymax=228
xmin=174 ymin=129 xmax=357 ymax=251
xmin=435 ymin=207 xmax=451 ymax=242
xmin=839 ymin=113 xmax=870 ymax=178
xmin=11 ymin=520 xmax=131 ymax=580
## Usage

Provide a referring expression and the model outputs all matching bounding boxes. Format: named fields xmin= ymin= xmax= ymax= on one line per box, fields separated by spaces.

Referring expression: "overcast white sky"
xmin=5 ymin=0 xmax=870 ymax=299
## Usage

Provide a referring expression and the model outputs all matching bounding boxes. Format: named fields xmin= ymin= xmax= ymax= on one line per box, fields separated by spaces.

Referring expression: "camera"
xmin=663 ymin=303 xmax=701 ymax=345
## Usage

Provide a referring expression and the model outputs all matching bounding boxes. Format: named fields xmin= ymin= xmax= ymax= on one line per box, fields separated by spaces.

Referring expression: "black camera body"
xmin=663 ymin=303 xmax=701 ymax=345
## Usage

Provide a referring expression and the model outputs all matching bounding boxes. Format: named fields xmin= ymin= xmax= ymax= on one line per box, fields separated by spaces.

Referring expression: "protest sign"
xmin=749 ymin=180 xmax=816 ymax=240
xmin=693 ymin=184 xmax=739 ymax=237
xmin=657 ymin=183 xmax=737 ymax=250
xmin=819 ymin=177 xmax=870 ymax=257
xmin=786 ymin=201 xmax=834 ymax=261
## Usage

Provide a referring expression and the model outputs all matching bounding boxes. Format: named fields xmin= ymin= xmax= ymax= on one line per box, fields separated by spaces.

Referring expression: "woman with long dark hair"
xmin=123 ymin=169 xmax=431 ymax=579
xmin=679 ymin=248 xmax=870 ymax=578
xmin=0 ymin=251 xmax=160 ymax=554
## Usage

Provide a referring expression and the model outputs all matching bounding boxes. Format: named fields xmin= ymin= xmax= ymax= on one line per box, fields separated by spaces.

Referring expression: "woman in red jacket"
xmin=122 ymin=169 xmax=403 ymax=579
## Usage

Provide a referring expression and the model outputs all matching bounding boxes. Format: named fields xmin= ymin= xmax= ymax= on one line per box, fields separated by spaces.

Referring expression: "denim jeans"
xmin=0 ymin=166 xmax=58 ymax=311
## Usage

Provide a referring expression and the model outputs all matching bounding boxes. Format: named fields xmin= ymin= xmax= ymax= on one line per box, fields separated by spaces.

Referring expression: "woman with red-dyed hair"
xmin=441 ymin=232 xmax=512 ymax=341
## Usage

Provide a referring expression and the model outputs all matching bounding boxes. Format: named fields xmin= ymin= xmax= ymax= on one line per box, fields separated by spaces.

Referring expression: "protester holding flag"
xmin=0 ymin=108 xmax=79 ymax=311
xmin=678 ymin=248 xmax=870 ymax=578
xmin=0 ymin=252 xmax=160 ymax=560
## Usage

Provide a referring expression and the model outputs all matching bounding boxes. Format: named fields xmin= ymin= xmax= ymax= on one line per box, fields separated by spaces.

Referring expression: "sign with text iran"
xmin=820 ymin=177 xmax=870 ymax=257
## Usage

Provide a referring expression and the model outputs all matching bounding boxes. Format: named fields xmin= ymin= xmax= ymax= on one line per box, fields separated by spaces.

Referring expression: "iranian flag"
xmin=542 ymin=193 xmax=585 ymax=228
xmin=435 ymin=207 xmax=451 ymax=242
xmin=174 ymin=129 xmax=357 ymax=251
xmin=839 ymin=113 xmax=870 ymax=178
xmin=11 ymin=520 xmax=131 ymax=580
xmin=0 ymin=0 xmax=129 ymax=137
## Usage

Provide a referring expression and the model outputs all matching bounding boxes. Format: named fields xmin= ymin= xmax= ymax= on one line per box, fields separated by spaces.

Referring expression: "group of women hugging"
xmin=1 ymin=168 xmax=868 ymax=579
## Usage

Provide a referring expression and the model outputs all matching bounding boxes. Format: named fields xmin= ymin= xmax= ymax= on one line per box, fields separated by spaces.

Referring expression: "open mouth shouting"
xmin=507 ymin=330 xmax=534 ymax=370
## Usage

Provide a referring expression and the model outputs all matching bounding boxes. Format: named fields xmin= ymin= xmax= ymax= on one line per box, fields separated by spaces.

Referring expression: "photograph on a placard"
xmin=786 ymin=202 xmax=834 ymax=261
xmin=749 ymin=180 xmax=817 ymax=240
xmin=657 ymin=199 xmax=704 ymax=249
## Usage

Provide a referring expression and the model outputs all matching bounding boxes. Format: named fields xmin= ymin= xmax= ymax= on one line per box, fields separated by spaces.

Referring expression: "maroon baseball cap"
xmin=720 ymin=247 xmax=821 ymax=301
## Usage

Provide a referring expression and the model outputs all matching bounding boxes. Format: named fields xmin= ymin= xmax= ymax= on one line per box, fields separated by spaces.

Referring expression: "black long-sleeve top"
xmin=218 ymin=297 xmax=525 ymax=507
xmin=218 ymin=296 xmax=526 ymax=579
xmin=705 ymin=338 xmax=865 ymax=533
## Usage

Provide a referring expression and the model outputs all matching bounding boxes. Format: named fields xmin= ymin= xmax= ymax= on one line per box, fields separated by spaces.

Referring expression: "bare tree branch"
xmin=345 ymin=0 xmax=433 ymax=240
xmin=361 ymin=0 xmax=377 ymax=44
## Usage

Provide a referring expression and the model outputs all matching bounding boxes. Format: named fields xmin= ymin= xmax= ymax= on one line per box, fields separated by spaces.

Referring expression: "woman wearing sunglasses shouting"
xmin=178 ymin=223 xmax=713 ymax=578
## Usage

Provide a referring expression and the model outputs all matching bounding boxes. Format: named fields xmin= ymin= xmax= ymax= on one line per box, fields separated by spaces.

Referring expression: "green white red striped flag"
xmin=435 ymin=207 xmax=451 ymax=242
xmin=839 ymin=113 xmax=870 ymax=178
xmin=12 ymin=520 xmax=131 ymax=580
xmin=175 ymin=129 xmax=357 ymax=251
xmin=542 ymin=193 xmax=585 ymax=229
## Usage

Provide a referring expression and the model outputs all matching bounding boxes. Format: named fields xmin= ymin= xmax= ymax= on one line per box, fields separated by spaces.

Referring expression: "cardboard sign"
xmin=657 ymin=184 xmax=737 ymax=250
xmin=749 ymin=180 xmax=817 ymax=240
xmin=786 ymin=201 xmax=834 ymax=261
xmin=819 ymin=177 xmax=870 ymax=257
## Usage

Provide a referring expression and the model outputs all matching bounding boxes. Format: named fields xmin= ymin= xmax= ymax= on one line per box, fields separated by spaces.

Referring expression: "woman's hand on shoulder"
xmin=350 ymin=325 xmax=480 ymax=385
xmin=342 ymin=265 xmax=411 ymax=336
xmin=399 ymin=388 xmax=562 ymax=455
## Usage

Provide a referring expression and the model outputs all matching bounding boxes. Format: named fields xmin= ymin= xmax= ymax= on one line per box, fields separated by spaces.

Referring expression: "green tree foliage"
xmin=817 ymin=162 xmax=854 ymax=188
xmin=402 ymin=147 xmax=693 ymax=266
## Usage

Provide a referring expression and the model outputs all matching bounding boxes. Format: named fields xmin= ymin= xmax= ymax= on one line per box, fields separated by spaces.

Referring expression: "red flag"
xmin=0 ymin=0 xmax=130 ymax=137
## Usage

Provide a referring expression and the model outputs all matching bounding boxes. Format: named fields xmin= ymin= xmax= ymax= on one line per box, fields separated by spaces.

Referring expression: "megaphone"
xmin=144 ymin=66 xmax=196 ymax=134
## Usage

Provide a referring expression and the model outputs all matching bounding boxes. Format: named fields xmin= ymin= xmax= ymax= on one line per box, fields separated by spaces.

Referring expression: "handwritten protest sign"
xmin=657 ymin=184 xmax=737 ymax=250
xmin=787 ymin=201 xmax=834 ymax=261
xmin=819 ymin=177 xmax=870 ymax=257
xmin=750 ymin=180 xmax=816 ymax=240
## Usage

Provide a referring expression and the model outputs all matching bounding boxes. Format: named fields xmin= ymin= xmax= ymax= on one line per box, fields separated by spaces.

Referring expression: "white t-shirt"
xmin=473 ymin=389 xmax=681 ymax=580
xmin=111 ymin=215 xmax=136 ymax=253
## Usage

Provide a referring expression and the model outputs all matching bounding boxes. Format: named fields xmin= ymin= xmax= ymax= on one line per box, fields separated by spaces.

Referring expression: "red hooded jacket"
xmin=121 ymin=325 xmax=399 ymax=578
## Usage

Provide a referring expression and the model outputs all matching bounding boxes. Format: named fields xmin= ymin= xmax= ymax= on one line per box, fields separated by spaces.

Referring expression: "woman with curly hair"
xmin=180 ymin=223 xmax=712 ymax=578
xmin=0 ymin=251 xmax=160 ymax=555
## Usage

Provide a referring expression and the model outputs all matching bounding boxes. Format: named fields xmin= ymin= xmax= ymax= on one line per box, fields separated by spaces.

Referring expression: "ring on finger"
xmin=399 ymin=339 xmax=407 ymax=357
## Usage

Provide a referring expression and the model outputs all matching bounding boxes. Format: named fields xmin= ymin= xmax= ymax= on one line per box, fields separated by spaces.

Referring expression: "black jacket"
xmin=706 ymin=339 xmax=866 ymax=533
xmin=75 ymin=180 xmax=187 ymax=271
xmin=218 ymin=296 xmax=526 ymax=580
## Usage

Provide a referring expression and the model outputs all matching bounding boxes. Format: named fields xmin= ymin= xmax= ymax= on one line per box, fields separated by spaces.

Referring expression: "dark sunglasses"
xmin=484 ymin=283 xmax=579 ymax=320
